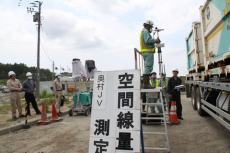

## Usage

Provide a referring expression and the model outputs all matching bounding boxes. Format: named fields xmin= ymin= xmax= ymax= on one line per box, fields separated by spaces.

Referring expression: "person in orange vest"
xmin=167 ymin=69 xmax=183 ymax=120
xmin=140 ymin=20 xmax=161 ymax=88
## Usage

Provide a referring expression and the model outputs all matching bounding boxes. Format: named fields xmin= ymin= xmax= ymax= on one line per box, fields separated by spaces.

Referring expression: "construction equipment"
xmin=68 ymin=58 xmax=93 ymax=116
xmin=69 ymin=91 xmax=92 ymax=116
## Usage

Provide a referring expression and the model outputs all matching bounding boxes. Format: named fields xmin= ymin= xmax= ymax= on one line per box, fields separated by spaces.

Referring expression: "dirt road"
xmin=0 ymin=95 xmax=229 ymax=153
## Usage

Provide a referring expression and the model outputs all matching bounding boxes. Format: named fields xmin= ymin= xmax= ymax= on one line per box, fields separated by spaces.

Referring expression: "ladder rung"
xmin=141 ymin=103 xmax=163 ymax=106
xmin=144 ymin=147 xmax=170 ymax=151
xmin=142 ymin=112 xmax=164 ymax=115
xmin=143 ymin=132 xmax=167 ymax=135
xmin=142 ymin=117 xmax=164 ymax=120
xmin=142 ymin=111 xmax=169 ymax=114
xmin=141 ymin=88 xmax=162 ymax=93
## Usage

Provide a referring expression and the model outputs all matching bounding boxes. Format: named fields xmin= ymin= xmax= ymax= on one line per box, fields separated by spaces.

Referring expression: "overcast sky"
xmin=0 ymin=0 xmax=205 ymax=76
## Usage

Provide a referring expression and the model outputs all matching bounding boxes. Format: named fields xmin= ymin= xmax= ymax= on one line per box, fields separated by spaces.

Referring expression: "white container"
xmin=200 ymin=0 xmax=230 ymax=66
xmin=186 ymin=22 xmax=205 ymax=73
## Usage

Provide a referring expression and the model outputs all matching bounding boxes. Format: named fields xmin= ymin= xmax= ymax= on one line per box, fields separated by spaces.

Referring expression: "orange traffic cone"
xmin=51 ymin=102 xmax=62 ymax=122
xmin=169 ymin=101 xmax=180 ymax=124
xmin=38 ymin=102 xmax=50 ymax=125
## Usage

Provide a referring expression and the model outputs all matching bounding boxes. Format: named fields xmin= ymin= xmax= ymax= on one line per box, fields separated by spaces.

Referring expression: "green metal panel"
xmin=188 ymin=54 xmax=194 ymax=70
xmin=186 ymin=31 xmax=194 ymax=69
xmin=217 ymin=16 xmax=230 ymax=58
xmin=187 ymin=32 xmax=194 ymax=53
xmin=211 ymin=0 xmax=229 ymax=16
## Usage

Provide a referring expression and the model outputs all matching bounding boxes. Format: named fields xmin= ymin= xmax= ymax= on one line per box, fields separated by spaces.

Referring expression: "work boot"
xmin=36 ymin=112 xmax=41 ymax=115
xmin=26 ymin=110 xmax=31 ymax=116
xmin=12 ymin=116 xmax=18 ymax=121
xmin=142 ymin=74 xmax=150 ymax=89
xmin=58 ymin=111 xmax=62 ymax=117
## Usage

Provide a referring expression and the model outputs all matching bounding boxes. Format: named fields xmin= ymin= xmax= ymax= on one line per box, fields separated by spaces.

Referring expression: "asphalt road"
xmin=0 ymin=95 xmax=229 ymax=153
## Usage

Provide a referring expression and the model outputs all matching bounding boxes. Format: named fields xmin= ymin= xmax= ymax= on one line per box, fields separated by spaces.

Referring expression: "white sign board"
xmin=89 ymin=70 xmax=141 ymax=153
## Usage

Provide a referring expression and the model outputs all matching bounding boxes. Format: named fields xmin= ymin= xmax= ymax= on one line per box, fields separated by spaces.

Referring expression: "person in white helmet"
xmin=53 ymin=73 xmax=63 ymax=115
xmin=167 ymin=69 xmax=183 ymax=120
xmin=140 ymin=20 xmax=161 ymax=88
xmin=7 ymin=71 xmax=25 ymax=120
xmin=22 ymin=72 xmax=41 ymax=116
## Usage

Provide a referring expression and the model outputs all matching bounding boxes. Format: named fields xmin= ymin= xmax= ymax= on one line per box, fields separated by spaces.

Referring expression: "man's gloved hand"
xmin=155 ymin=37 xmax=161 ymax=43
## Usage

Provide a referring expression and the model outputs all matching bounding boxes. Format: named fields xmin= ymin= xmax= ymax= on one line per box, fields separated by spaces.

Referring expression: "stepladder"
xmin=140 ymin=87 xmax=171 ymax=153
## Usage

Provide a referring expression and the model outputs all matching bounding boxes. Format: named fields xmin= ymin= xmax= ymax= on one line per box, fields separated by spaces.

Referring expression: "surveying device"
xmin=153 ymin=27 xmax=165 ymax=76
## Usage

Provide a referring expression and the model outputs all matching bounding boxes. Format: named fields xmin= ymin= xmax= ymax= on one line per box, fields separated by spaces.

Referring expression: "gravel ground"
xmin=0 ymin=95 xmax=229 ymax=153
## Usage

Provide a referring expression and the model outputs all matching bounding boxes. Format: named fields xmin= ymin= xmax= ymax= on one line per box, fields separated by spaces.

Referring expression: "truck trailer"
xmin=185 ymin=0 xmax=230 ymax=131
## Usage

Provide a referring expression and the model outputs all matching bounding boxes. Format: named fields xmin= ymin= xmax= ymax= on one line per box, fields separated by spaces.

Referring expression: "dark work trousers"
xmin=169 ymin=92 xmax=182 ymax=118
xmin=24 ymin=93 xmax=41 ymax=115
xmin=141 ymin=93 xmax=146 ymax=111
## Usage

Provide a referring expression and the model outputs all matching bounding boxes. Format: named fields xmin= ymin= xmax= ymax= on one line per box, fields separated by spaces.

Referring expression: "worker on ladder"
xmin=140 ymin=20 xmax=161 ymax=88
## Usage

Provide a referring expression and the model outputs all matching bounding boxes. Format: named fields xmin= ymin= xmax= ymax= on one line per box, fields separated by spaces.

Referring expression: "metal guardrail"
xmin=185 ymin=80 xmax=230 ymax=92
xmin=134 ymin=48 xmax=144 ymax=75
xmin=201 ymin=99 xmax=230 ymax=131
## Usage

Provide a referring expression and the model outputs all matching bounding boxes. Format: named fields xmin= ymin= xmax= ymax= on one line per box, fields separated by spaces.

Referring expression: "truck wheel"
xmin=69 ymin=109 xmax=73 ymax=116
xmin=191 ymin=86 xmax=197 ymax=110
xmin=186 ymin=84 xmax=191 ymax=98
xmin=196 ymin=87 xmax=207 ymax=116
xmin=85 ymin=108 xmax=90 ymax=116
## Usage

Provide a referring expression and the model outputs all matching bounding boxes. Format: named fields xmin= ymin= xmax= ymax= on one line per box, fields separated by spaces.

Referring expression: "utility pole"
xmin=36 ymin=1 xmax=42 ymax=102
xmin=26 ymin=1 xmax=43 ymax=101
xmin=52 ymin=61 xmax=55 ymax=80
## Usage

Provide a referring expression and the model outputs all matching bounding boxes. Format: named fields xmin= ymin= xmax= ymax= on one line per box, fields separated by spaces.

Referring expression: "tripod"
xmin=154 ymin=27 xmax=165 ymax=76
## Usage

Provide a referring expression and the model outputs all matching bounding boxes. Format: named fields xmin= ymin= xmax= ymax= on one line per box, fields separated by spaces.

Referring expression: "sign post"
xmin=89 ymin=70 xmax=141 ymax=153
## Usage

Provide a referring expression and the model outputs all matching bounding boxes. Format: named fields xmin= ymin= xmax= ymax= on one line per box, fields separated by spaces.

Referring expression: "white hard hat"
xmin=8 ymin=71 xmax=15 ymax=77
xmin=144 ymin=20 xmax=154 ymax=27
xmin=26 ymin=72 xmax=32 ymax=77
xmin=173 ymin=69 xmax=179 ymax=72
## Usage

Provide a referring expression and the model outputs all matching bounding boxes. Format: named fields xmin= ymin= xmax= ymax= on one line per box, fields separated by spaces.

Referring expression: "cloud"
xmin=42 ymin=9 xmax=105 ymax=50
xmin=0 ymin=0 xmax=206 ymax=76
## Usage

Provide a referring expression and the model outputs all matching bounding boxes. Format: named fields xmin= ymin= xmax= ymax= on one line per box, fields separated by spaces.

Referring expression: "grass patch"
xmin=0 ymin=80 xmax=6 ymax=86
xmin=0 ymin=104 xmax=11 ymax=114
xmin=40 ymin=90 xmax=54 ymax=99
xmin=0 ymin=94 xmax=72 ymax=115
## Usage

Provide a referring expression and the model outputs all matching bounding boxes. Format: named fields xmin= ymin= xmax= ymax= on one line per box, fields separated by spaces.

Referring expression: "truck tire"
xmin=69 ymin=109 xmax=73 ymax=116
xmin=196 ymin=87 xmax=207 ymax=116
xmin=191 ymin=86 xmax=197 ymax=110
xmin=186 ymin=84 xmax=191 ymax=98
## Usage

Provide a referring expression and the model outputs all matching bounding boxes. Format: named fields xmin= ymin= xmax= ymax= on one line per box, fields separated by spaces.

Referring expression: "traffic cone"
xmin=169 ymin=101 xmax=180 ymax=124
xmin=51 ymin=102 xmax=62 ymax=122
xmin=38 ymin=102 xmax=50 ymax=125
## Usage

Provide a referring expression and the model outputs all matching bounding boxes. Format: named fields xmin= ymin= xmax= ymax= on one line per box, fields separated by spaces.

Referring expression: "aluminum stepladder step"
xmin=140 ymin=87 xmax=171 ymax=153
